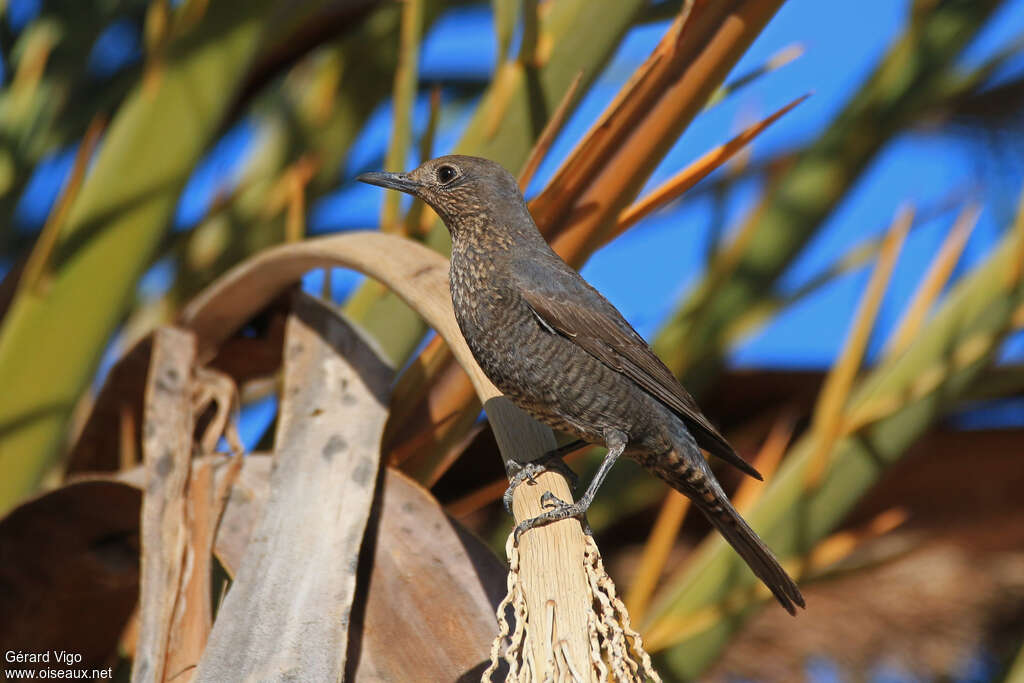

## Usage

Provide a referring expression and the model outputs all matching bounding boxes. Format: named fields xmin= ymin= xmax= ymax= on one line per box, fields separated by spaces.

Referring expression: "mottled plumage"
xmin=358 ymin=155 xmax=804 ymax=614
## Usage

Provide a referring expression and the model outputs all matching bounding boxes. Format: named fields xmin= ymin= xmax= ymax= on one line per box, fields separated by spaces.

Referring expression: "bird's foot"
xmin=512 ymin=493 xmax=592 ymax=542
xmin=502 ymin=461 xmax=544 ymax=515
xmin=502 ymin=450 xmax=579 ymax=515
xmin=539 ymin=490 xmax=568 ymax=509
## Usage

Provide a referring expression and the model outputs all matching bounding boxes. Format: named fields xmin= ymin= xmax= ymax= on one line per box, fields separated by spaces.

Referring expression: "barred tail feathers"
xmin=657 ymin=453 xmax=805 ymax=615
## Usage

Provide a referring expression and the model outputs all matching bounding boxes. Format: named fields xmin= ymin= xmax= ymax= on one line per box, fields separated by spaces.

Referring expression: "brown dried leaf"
xmin=66 ymin=336 xmax=152 ymax=475
xmin=213 ymin=455 xmax=271 ymax=574
xmin=349 ymin=468 xmax=509 ymax=680
xmin=196 ymin=293 xmax=393 ymax=681
xmin=70 ymin=232 xmax=485 ymax=478
xmin=0 ymin=481 xmax=141 ymax=676
xmin=164 ymin=454 xmax=241 ymax=682
xmin=132 ymin=327 xmax=197 ymax=683
xmin=66 ymin=294 xmax=288 ymax=477
xmin=180 ymin=233 xmax=466 ymax=376
xmin=213 ymin=458 xmax=508 ymax=680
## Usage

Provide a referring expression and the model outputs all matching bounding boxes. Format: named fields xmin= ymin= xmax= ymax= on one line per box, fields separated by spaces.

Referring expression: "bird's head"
xmin=357 ymin=155 xmax=532 ymax=242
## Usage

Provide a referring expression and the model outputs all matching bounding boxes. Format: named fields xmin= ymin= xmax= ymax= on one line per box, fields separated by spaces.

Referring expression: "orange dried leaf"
xmin=21 ymin=115 xmax=106 ymax=294
xmin=382 ymin=0 xmax=425 ymax=234
xmin=705 ymin=42 xmax=804 ymax=108
xmin=482 ymin=63 xmax=523 ymax=140
xmin=805 ymin=206 xmax=912 ymax=487
xmin=446 ymin=477 xmax=509 ymax=519
xmin=405 ymin=85 xmax=442 ymax=235
xmin=518 ymin=70 xmax=584 ymax=192
xmin=806 ymin=507 xmax=908 ymax=572
xmin=534 ymin=0 xmax=784 ymax=266
xmin=732 ymin=411 xmax=796 ymax=514
xmin=885 ymin=203 xmax=980 ymax=358
xmin=388 ymin=362 xmax=481 ymax=477
xmin=625 ymin=490 xmax=692 ymax=622
xmin=385 ymin=334 xmax=452 ymax=463
xmin=613 ymin=93 xmax=809 ymax=239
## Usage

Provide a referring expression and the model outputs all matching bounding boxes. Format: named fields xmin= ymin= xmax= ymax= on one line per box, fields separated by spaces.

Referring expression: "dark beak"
xmin=356 ymin=171 xmax=421 ymax=195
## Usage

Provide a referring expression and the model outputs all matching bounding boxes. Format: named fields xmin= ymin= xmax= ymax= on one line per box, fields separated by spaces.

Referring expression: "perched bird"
xmin=358 ymin=155 xmax=804 ymax=614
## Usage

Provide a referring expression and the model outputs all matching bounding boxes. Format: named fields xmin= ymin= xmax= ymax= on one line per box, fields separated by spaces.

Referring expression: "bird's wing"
xmin=519 ymin=284 xmax=762 ymax=480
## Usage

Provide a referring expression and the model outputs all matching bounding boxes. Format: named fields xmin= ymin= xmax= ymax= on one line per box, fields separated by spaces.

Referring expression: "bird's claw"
xmin=512 ymin=499 xmax=590 ymax=543
xmin=502 ymin=460 xmax=545 ymax=515
xmin=539 ymin=490 xmax=567 ymax=509
xmin=502 ymin=450 xmax=579 ymax=515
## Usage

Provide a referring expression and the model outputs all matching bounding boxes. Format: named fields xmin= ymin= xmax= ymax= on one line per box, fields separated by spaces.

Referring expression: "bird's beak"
xmin=356 ymin=171 xmax=421 ymax=195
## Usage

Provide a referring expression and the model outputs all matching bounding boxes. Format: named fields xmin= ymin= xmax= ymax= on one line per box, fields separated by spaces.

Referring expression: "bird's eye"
xmin=436 ymin=165 xmax=457 ymax=184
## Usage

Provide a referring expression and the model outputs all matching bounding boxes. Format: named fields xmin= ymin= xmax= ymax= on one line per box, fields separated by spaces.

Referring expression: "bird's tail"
xmin=654 ymin=453 xmax=805 ymax=615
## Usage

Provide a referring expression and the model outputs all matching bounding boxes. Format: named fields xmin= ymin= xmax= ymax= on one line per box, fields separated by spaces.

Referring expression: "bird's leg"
xmin=513 ymin=428 xmax=627 ymax=541
xmin=502 ymin=441 xmax=583 ymax=515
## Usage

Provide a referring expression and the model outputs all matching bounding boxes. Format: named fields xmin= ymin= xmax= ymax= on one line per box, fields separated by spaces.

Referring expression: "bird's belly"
xmin=464 ymin=306 xmax=666 ymax=448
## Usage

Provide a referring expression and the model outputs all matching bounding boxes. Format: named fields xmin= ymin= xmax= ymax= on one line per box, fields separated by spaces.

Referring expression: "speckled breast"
xmin=449 ymin=248 xmax=667 ymax=448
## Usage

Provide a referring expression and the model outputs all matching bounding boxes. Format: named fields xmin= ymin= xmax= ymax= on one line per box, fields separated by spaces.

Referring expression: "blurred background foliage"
xmin=1 ymin=0 xmax=1024 ymax=680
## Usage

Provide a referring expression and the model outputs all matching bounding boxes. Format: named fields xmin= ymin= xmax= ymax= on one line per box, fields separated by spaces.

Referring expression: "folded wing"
xmin=520 ymin=285 xmax=762 ymax=481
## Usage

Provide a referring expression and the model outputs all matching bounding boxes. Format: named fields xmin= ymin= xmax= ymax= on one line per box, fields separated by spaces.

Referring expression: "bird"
xmin=358 ymin=155 xmax=804 ymax=614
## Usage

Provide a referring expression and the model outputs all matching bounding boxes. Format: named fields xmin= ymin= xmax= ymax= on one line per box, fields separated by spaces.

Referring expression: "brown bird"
xmin=358 ymin=155 xmax=804 ymax=614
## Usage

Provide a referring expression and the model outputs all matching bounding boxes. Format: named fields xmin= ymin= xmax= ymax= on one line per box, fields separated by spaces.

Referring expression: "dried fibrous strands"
xmin=486 ymin=532 xmax=662 ymax=682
